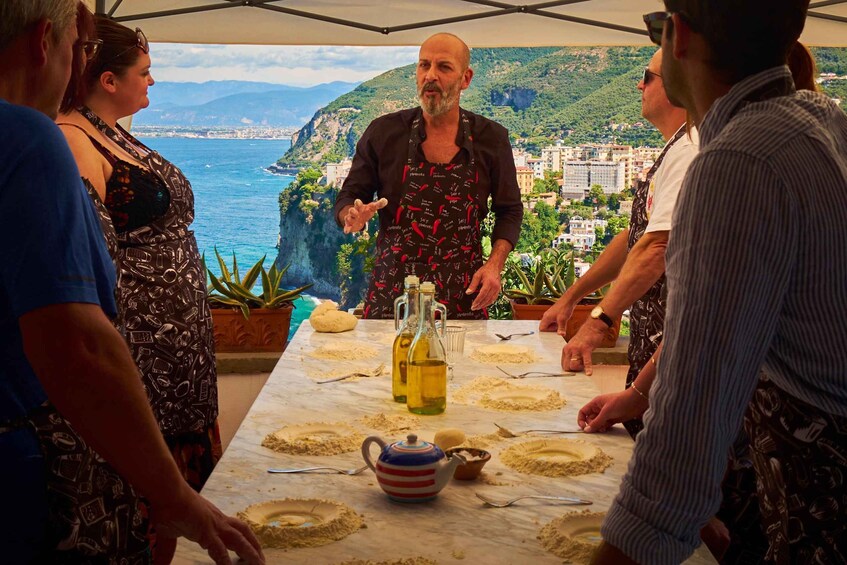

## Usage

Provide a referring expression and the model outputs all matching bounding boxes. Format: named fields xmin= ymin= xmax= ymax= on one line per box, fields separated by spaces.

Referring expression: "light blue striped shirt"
xmin=602 ymin=66 xmax=847 ymax=563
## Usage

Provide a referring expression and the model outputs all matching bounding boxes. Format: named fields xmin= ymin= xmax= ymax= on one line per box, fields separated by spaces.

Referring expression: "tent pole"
xmin=95 ymin=0 xmax=106 ymax=15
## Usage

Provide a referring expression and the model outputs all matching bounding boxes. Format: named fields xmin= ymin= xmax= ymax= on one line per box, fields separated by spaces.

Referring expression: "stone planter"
xmin=509 ymin=300 xmax=554 ymax=321
xmin=510 ymin=300 xmax=621 ymax=348
xmin=210 ymin=305 xmax=293 ymax=353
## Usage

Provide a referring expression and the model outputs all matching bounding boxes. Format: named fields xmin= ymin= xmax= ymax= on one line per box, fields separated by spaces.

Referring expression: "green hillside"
xmin=279 ymin=46 xmax=847 ymax=167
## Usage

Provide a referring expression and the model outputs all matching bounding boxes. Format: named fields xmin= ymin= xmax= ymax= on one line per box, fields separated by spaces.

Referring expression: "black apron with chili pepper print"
xmin=623 ymin=126 xmax=686 ymax=438
xmin=364 ymin=110 xmax=487 ymax=321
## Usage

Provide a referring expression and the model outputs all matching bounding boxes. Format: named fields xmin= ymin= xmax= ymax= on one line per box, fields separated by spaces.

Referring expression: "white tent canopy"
xmin=90 ymin=0 xmax=847 ymax=47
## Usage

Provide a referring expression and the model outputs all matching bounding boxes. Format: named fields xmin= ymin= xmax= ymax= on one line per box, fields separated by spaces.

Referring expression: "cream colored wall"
xmin=216 ymin=372 xmax=269 ymax=452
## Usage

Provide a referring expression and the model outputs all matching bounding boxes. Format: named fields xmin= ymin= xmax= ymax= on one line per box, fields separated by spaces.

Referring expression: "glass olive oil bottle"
xmin=392 ymin=275 xmax=420 ymax=403
xmin=407 ymin=282 xmax=448 ymax=415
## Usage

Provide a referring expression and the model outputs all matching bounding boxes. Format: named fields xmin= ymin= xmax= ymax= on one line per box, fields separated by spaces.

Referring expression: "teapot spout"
xmin=435 ymin=452 xmax=467 ymax=490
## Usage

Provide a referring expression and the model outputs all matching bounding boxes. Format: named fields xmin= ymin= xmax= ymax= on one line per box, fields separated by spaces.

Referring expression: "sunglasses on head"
xmin=80 ymin=39 xmax=103 ymax=61
xmin=97 ymin=27 xmax=149 ymax=69
xmin=643 ymin=11 xmax=699 ymax=46
xmin=643 ymin=11 xmax=672 ymax=45
xmin=642 ymin=67 xmax=662 ymax=85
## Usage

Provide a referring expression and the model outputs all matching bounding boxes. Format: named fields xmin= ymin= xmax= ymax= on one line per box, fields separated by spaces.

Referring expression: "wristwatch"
xmin=590 ymin=305 xmax=614 ymax=328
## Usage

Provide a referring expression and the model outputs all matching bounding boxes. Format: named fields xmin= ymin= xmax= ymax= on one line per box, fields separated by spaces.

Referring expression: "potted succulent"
xmin=205 ymin=249 xmax=313 ymax=352
xmin=503 ymin=248 xmax=620 ymax=347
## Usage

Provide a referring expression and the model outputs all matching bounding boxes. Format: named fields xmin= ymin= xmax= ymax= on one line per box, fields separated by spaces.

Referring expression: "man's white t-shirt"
xmin=645 ymin=127 xmax=699 ymax=233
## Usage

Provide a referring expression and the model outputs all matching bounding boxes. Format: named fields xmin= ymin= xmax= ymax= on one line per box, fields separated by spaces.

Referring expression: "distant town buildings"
xmin=326 ymin=158 xmax=352 ymax=188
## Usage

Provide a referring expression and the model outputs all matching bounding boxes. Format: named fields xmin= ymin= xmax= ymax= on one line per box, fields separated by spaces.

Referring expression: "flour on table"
xmin=262 ymin=422 xmax=364 ymax=456
xmin=310 ymin=342 xmax=379 ymax=361
xmin=469 ymin=344 xmax=537 ymax=364
xmin=335 ymin=558 xmax=437 ymax=565
xmin=501 ymin=438 xmax=612 ymax=477
xmin=238 ymin=498 xmax=363 ymax=549
xmin=453 ymin=376 xmax=564 ymax=411
xmin=358 ymin=413 xmax=420 ymax=434
xmin=538 ymin=510 xmax=605 ymax=563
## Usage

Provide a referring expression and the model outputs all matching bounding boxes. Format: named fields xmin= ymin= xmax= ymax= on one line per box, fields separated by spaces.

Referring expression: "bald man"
xmin=334 ymin=33 xmax=522 ymax=319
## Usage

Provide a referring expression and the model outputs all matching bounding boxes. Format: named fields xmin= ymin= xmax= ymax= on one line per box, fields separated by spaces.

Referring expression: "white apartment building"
xmin=619 ymin=200 xmax=634 ymax=216
xmin=563 ymin=160 xmax=626 ymax=194
xmin=512 ymin=149 xmax=532 ymax=168
xmin=527 ymin=157 xmax=545 ymax=179
xmin=326 ymin=159 xmax=353 ymax=188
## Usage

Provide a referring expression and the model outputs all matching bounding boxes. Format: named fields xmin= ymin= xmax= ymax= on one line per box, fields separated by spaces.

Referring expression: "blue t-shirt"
xmin=0 ymin=100 xmax=117 ymax=421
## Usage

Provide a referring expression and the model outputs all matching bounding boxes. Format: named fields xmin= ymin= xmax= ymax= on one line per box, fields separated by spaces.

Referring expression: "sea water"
xmin=138 ymin=136 xmax=317 ymax=334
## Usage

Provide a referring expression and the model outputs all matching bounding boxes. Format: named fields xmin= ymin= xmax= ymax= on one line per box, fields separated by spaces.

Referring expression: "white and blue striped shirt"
xmin=602 ymin=66 xmax=847 ymax=563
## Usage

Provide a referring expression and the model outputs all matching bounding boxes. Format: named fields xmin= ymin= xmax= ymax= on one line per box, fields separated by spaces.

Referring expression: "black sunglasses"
xmin=97 ymin=27 xmax=149 ymax=70
xmin=643 ymin=11 xmax=672 ymax=45
xmin=642 ymin=67 xmax=662 ymax=85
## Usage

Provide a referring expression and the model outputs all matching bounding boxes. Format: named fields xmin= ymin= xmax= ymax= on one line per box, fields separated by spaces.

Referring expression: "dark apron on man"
xmin=364 ymin=110 xmax=487 ymax=321
xmin=623 ymin=126 xmax=686 ymax=438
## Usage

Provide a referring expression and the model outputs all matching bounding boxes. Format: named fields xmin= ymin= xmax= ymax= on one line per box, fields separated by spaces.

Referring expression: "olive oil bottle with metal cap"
xmin=392 ymin=275 xmax=420 ymax=403
xmin=406 ymin=282 xmax=448 ymax=415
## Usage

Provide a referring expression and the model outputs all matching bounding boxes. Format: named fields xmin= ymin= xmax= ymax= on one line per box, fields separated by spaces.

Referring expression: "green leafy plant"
xmin=205 ymin=249 xmax=313 ymax=319
xmin=503 ymin=248 xmax=576 ymax=305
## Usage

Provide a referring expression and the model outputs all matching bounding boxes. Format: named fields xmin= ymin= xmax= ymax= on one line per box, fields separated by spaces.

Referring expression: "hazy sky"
xmin=149 ymin=43 xmax=420 ymax=86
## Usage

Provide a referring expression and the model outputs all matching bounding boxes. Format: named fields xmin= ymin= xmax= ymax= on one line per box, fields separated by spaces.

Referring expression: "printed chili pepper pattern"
xmin=365 ymin=110 xmax=486 ymax=320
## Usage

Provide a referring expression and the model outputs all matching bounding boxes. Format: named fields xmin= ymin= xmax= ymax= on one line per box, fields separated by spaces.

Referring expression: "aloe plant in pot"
xmin=205 ymin=249 xmax=313 ymax=352
xmin=503 ymin=248 xmax=619 ymax=347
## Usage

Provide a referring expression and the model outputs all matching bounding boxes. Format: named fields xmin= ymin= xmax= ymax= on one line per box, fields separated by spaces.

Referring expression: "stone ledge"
xmin=592 ymin=335 xmax=630 ymax=365
xmin=216 ymin=351 xmax=282 ymax=374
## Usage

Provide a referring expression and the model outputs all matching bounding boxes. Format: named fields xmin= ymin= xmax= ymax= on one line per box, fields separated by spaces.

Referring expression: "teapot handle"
xmin=361 ymin=436 xmax=388 ymax=473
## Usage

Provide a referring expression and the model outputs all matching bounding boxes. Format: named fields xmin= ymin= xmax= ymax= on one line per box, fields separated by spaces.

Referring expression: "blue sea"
xmin=137 ymin=136 xmax=317 ymax=333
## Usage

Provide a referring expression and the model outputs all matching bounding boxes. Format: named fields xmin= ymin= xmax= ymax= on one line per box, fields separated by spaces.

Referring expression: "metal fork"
xmin=496 ymin=366 xmax=575 ymax=379
xmin=475 ymin=492 xmax=592 ymax=507
xmin=267 ymin=464 xmax=369 ymax=475
xmin=317 ymin=363 xmax=386 ymax=384
xmin=494 ymin=331 xmax=535 ymax=341
xmin=494 ymin=423 xmax=583 ymax=437
xmin=316 ymin=372 xmax=372 ymax=384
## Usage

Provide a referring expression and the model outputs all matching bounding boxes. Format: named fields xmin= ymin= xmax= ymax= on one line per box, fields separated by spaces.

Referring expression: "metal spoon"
xmin=475 ymin=492 xmax=592 ymax=507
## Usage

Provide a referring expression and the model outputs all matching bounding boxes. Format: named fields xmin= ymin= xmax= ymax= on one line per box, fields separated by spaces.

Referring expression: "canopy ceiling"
xmin=90 ymin=0 xmax=847 ymax=47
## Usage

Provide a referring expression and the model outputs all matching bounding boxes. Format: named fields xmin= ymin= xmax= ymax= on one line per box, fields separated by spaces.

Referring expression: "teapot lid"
xmin=381 ymin=434 xmax=443 ymax=466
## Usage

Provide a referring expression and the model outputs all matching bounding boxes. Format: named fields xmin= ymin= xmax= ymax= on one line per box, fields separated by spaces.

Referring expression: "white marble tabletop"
xmin=175 ymin=319 xmax=716 ymax=564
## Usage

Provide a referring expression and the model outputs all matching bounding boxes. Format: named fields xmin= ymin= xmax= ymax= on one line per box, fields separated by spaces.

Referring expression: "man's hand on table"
xmin=577 ymin=389 xmax=648 ymax=433
xmin=561 ymin=318 xmax=608 ymax=375
xmin=341 ymin=198 xmax=388 ymax=234
xmin=153 ymin=486 xmax=265 ymax=565
xmin=466 ymin=262 xmax=502 ymax=311
xmin=539 ymin=298 xmax=575 ymax=334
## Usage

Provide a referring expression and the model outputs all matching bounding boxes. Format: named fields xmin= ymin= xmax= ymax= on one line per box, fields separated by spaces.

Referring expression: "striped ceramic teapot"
xmin=362 ymin=433 xmax=466 ymax=503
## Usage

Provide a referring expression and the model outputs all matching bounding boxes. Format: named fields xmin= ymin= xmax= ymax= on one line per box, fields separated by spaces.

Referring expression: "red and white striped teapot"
xmin=362 ymin=434 xmax=466 ymax=503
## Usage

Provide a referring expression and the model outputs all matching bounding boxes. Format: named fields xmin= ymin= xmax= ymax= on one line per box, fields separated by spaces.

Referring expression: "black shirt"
xmin=334 ymin=107 xmax=523 ymax=247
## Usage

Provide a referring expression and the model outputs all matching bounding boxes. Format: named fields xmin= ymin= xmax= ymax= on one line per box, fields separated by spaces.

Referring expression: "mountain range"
xmin=278 ymin=46 xmax=847 ymax=166
xmin=134 ymin=80 xmax=358 ymax=127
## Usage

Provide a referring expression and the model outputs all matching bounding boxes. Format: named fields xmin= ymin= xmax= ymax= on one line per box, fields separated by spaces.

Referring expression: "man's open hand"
xmin=466 ymin=263 xmax=502 ymax=311
xmin=342 ymin=198 xmax=388 ymax=234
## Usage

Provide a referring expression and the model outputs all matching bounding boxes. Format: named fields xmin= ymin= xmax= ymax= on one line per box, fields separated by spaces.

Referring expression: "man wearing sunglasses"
xmin=596 ymin=1 xmax=847 ymax=564
xmin=541 ymin=48 xmax=697 ymax=437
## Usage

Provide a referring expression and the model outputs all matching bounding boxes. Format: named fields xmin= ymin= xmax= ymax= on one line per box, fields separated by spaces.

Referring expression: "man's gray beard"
xmin=419 ymin=88 xmax=459 ymax=117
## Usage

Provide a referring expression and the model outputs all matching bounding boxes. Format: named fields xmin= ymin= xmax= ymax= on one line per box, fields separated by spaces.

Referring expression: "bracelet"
xmin=631 ymin=383 xmax=649 ymax=401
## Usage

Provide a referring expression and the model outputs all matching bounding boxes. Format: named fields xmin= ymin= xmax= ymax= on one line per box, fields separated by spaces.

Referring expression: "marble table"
xmin=175 ymin=320 xmax=716 ymax=564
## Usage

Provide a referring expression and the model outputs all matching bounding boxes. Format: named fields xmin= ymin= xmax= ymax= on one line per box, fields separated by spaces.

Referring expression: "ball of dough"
xmin=309 ymin=300 xmax=358 ymax=333
xmin=434 ymin=428 xmax=466 ymax=451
